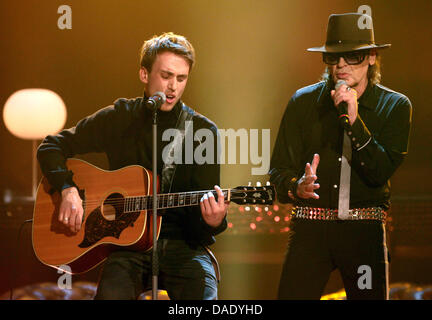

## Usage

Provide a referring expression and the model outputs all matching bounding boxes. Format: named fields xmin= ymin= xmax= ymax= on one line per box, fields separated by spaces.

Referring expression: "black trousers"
xmin=278 ymin=219 xmax=389 ymax=300
xmin=94 ymin=239 xmax=218 ymax=300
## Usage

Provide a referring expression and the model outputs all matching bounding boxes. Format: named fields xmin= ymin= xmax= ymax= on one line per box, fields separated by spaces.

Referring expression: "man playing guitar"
xmin=37 ymin=32 xmax=228 ymax=300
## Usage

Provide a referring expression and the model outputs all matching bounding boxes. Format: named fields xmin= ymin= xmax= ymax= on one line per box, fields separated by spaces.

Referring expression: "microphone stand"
xmin=151 ymin=104 xmax=159 ymax=300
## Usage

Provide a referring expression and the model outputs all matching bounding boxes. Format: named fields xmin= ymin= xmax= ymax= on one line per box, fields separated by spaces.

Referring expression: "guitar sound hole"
xmin=102 ymin=193 xmax=124 ymax=221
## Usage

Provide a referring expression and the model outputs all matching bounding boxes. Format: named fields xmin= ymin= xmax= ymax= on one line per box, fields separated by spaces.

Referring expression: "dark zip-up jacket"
xmin=37 ymin=97 xmax=227 ymax=246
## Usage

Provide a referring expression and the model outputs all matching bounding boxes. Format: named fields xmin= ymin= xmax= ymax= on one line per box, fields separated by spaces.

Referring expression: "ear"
xmin=368 ymin=49 xmax=377 ymax=66
xmin=139 ymin=67 xmax=149 ymax=84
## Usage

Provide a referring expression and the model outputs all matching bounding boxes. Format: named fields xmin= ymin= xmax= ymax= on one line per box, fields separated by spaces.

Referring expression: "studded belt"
xmin=292 ymin=206 xmax=386 ymax=222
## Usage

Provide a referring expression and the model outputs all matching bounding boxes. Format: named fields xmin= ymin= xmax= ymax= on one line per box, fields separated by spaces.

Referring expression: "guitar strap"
xmin=161 ymin=102 xmax=194 ymax=193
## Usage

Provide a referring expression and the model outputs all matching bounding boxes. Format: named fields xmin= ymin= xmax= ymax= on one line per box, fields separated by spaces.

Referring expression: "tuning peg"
xmin=256 ymin=181 xmax=262 ymax=187
xmin=266 ymin=181 xmax=271 ymax=186
xmin=248 ymin=181 xmax=252 ymax=186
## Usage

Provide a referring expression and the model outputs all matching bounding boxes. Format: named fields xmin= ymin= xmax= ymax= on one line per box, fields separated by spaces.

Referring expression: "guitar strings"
xmin=79 ymin=192 xmax=247 ymax=207
xmin=68 ymin=187 xmax=270 ymax=223
xmin=92 ymin=194 xmax=254 ymax=223
xmin=74 ymin=189 xmax=268 ymax=208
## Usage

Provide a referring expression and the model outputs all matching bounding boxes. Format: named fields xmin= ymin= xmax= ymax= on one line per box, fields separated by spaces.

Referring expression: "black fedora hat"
xmin=307 ymin=13 xmax=391 ymax=53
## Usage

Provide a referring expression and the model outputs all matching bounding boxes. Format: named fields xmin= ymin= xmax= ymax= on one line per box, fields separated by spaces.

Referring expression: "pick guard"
xmin=78 ymin=207 xmax=140 ymax=248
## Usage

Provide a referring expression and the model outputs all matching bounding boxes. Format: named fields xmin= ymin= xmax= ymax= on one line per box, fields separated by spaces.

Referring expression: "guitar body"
xmin=32 ymin=159 xmax=161 ymax=274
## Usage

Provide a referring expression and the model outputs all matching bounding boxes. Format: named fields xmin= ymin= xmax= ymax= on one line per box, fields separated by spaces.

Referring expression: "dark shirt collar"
xmin=142 ymin=95 xmax=182 ymax=123
xmin=357 ymin=82 xmax=376 ymax=110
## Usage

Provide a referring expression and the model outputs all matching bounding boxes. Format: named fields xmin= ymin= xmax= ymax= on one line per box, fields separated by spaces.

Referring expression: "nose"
xmin=337 ymin=56 xmax=347 ymax=68
xmin=168 ymin=78 xmax=177 ymax=91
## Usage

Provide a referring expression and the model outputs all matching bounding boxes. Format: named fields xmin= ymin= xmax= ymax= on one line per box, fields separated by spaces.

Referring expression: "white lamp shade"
xmin=3 ymin=88 xmax=67 ymax=140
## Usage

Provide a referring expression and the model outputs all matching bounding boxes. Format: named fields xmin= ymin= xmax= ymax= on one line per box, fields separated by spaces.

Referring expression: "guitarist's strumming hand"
xmin=60 ymin=187 xmax=84 ymax=233
xmin=199 ymin=185 xmax=229 ymax=228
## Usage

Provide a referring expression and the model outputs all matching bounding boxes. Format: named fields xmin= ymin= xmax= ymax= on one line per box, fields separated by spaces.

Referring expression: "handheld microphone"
xmin=145 ymin=92 xmax=166 ymax=110
xmin=335 ymin=80 xmax=350 ymax=127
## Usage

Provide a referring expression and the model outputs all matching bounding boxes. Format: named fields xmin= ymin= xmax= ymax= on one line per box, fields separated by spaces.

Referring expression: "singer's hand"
xmin=296 ymin=153 xmax=320 ymax=200
xmin=331 ymin=84 xmax=358 ymax=125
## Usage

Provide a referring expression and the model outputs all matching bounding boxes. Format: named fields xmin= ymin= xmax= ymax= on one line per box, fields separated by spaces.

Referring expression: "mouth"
xmin=336 ymin=73 xmax=349 ymax=79
xmin=165 ymin=93 xmax=176 ymax=104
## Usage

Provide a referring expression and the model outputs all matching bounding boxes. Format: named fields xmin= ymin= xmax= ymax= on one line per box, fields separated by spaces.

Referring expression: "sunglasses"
xmin=323 ymin=50 xmax=369 ymax=65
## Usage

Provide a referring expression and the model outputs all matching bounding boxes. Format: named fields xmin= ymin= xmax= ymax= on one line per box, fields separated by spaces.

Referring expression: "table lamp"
xmin=3 ymin=88 xmax=67 ymax=199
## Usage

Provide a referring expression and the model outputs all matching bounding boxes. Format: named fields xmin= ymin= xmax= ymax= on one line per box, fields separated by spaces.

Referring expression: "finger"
xmin=58 ymin=207 xmax=65 ymax=222
xmin=214 ymin=185 xmax=225 ymax=205
xmin=74 ymin=208 xmax=83 ymax=232
xmin=311 ymin=154 xmax=320 ymax=174
xmin=340 ymin=84 xmax=349 ymax=92
xmin=303 ymin=191 xmax=320 ymax=199
xmin=200 ymin=193 xmax=210 ymax=214
xmin=58 ymin=201 xmax=69 ymax=222
xmin=207 ymin=191 xmax=219 ymax=212
xmin=62 ymin=207 xmax=71 ymax=225
xmin=71 ymin=212 xmax=79 ymax=233
xmin=199 ymin=197 xmax=206 ymax=215
xmin=298 ymin=190 xmax=317 ymax=199
xmin=68 ymin=206 xmax=77 ymax=229
xmin=303 ymin=174 xmax=317 ymax=185
xmin=334 ymin=95 xmax=346 ymax=106
xmin=335 ymin=84 xmax=348 ymax=93
xmin=305 ymin=162 xmax=312 ymax=176
xmin=331 ymin=90 xmax=335 ymax=98
xmin=305 ymin=182 xmax=320 ymax=193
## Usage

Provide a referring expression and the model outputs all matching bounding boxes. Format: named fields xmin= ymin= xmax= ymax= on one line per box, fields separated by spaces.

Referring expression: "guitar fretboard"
xmin=123 ymin=189 xmax=230 ymax=213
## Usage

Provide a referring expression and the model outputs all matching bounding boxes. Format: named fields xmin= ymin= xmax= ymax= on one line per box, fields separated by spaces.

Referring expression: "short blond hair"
xmin=139 ymin=32 xmax=195 ymax=72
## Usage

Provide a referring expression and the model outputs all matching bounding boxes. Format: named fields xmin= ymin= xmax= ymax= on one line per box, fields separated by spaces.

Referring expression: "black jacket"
xmin=37 ymin=97 xmax=227 ymax=246
xmin=269 ymin=81 xmax=412 ymax=210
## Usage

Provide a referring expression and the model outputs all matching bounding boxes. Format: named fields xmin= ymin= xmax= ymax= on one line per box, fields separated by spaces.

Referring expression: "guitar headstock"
xmin=230 ymin=183 xmax=275 ymax=205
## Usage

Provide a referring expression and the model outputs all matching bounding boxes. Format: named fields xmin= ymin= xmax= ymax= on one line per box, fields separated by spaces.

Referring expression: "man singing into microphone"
xmin=37 ymin=32 xmax=228 ymax=299
xmin=269 ymin=13 xmax=412 ymax=299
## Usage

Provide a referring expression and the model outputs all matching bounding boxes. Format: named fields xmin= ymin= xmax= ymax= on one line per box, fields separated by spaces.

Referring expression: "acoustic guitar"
xmin=32 ymin=158 xmax=275 ymax=274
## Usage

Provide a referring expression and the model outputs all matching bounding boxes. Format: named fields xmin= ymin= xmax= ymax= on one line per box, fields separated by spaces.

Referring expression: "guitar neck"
xmin=123 ymin=189 xmax=232 ymax=213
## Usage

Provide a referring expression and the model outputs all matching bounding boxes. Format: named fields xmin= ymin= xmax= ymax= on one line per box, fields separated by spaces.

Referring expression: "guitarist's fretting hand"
xmin=199 ymin=185 xmax=229 ymax=228
xmin=60 ymin=187 xmax=84 ymax=233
